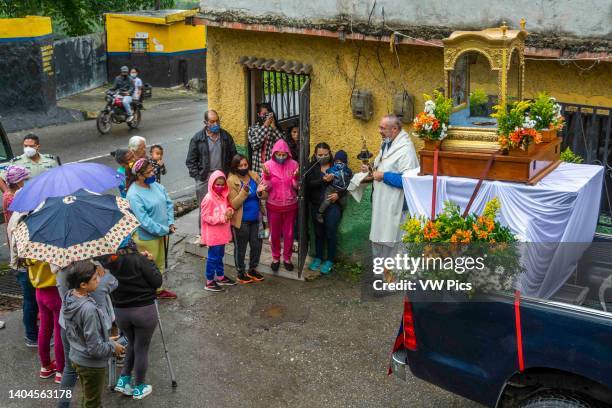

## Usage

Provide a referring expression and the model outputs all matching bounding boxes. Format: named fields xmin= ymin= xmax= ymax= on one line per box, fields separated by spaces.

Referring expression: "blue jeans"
xmin=15 ymin=269 xmax=38 ymax=341
xmin=205 ymin=245 xmax=225 ymax=281
xmin=122 ymin=95 xmax=133 ymax=116
xmin=311 ymin=204 xmax=341 ymax=261
xmin=58 ymin=328 xmax=78 ymax=408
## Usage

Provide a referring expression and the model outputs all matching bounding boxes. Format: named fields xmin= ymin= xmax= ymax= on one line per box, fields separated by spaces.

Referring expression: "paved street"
xmin=8 ymin=98 xmax=208 ymax=201
xmin=0 ymin=209 xmax=481 ymax=407
xmin=0 ymin=99 xmax=480 ymax=407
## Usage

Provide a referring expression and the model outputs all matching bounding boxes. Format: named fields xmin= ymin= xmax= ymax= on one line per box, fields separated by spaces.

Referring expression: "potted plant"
xmin=469 ymin=88 xmax=488 ymax=117
xmin=530 ymin=92 xmax=565 ymax=142
xmin=492 ymin=100 xmax=541 ymax=156
xmin=413 ymin=90 xmax=453 ymax=150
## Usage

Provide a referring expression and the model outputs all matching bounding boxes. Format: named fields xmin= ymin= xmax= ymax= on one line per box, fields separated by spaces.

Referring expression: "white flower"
xmin=424 ymin=100 xmax=436 ymax=115
xmin=522 ymin=115 xmax=536 ymax=129
xmin=494 ymin=265 xmax=505 ymax=275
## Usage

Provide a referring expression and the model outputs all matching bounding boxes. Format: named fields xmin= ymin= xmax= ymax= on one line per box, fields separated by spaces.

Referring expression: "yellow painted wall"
xmin=0 ymin=16 xmax=52 ymax=38
xmin=206 ymin=27 xmax=612 ymax=166
xmin=105 ymin=13 xmax=205 ymax=53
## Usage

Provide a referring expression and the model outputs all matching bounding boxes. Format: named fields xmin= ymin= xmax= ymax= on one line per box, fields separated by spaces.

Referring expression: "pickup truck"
xmin=389 ymin=239 xmax=612 ymax=407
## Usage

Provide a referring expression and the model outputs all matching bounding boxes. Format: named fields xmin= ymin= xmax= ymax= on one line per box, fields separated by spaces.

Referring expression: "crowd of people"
xmin=0 ymin=96 xmax=417 ymax=406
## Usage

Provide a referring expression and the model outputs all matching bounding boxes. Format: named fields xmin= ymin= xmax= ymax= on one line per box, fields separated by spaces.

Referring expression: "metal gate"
xmin=261 ymin=70 xmax=308 ymax=122
xmin=297 ymin=78 xmax=311 ymax=277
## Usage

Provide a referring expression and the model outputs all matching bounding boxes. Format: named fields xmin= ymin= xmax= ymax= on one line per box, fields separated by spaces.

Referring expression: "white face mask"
xmin=130 ymin=73 xmax=137 ymax=78
xmin=23 ymin=147 xmax=37 ymax=158
xmin=383 ymin=137 xmax=391 ymax=144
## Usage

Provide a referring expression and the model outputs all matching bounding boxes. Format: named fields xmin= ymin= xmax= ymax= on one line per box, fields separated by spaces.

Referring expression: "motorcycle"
xmin=96 ymin=90 xmax=143 ymax=134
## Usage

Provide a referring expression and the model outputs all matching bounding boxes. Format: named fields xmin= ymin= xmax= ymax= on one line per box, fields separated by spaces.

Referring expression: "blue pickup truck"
xmin=389 ymin=239 xmax=612 ymax=407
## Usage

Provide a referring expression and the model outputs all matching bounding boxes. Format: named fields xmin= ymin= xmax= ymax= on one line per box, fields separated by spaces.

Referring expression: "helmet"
xmin=6 ymin=165 xmax=29 ymax=184
xmin=120 ymin=66 xmax=129 ymax=73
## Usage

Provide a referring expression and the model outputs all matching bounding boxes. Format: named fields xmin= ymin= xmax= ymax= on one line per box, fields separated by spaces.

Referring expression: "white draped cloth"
xmin=402 ymin=163 xmax=604 ymax=298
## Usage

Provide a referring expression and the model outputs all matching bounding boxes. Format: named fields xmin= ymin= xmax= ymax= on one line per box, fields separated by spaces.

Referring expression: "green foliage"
xmin=0 ymin=0 xmax=175 ymax=36
xmin=334 ymin=260 xmax=363 ymax=283
xmin=491 ymin=100 xmax=531 ymax=136
xmin=262 ymin=71 xmax=307 ymax=96
xmin=469 ymin=88 xmax=487 ymax=106
xmin=529 ymin=92 xmax=556 ymax=130
xmin=560 ymin=147 xmax=584 ymax=164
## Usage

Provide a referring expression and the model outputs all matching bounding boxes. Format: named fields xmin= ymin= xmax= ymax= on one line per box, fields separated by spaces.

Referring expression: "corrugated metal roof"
xmin=237 ymin=56 xmax=312 ymax=74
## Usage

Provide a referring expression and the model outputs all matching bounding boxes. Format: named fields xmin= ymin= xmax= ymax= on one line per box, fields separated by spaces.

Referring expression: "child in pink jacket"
xmin=200 ymin=170 xmax=236 ymax=292
xmin=262 ymin=139 xmax=299 ymax=272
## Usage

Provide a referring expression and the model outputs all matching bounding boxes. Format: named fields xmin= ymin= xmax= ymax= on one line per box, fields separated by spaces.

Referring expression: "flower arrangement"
xmin=413 ymin=90 xmax=453 ymax=141
xmin=400 ymin=199 xmax=522 ymax=295
xmin=492 ymin=100 xmax=541 ymax=152
xmin=530 ymin=92 xmax=565 ymax=132
xmin=402 ymin=198 xmax=515 ymax=244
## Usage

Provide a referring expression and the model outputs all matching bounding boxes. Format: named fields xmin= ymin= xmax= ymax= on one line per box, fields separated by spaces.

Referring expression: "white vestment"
xmin=369 ymin=130 xmax=419 ymax=244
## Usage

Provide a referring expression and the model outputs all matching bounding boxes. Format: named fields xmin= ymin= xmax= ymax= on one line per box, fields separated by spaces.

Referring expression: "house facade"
xmin=105 ymin=9 xmax=206 ymax=87
xmin=195 ymin=1 xmax=611 ymax=258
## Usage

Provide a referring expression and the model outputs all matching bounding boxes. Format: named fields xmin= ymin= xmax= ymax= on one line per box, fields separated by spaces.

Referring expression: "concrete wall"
xmin=0 ymin=17 xmax=55 ymax=113
xmin=54 ymin=33 xmax=107 ymax=99
xmin=206 ymin=26 xmax=612 ymax=257
xmin=200 ymin=0 xmax=611 ymax=39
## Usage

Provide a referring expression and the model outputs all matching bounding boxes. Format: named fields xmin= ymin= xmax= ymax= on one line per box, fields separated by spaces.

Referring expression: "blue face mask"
xmin=144 ymin=176 xmax=156 ymax=185
xmin=208 ymin=124 xmax=220 ymax=133
xmin=274 ymin=156 xmax=287 ymax=164
xmin=335 ymin=162 xmax=346 ymax=169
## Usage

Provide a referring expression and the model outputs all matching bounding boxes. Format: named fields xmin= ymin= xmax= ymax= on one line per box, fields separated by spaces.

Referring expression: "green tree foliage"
xmin=0 ymin=0 xmax=175 ymax=36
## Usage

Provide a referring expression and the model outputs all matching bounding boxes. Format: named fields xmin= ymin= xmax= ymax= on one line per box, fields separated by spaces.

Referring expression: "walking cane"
xmin=154 ymin=299 xmax=177 ymax=388
xmin=163 ymin=234 xmax=169 ymax=270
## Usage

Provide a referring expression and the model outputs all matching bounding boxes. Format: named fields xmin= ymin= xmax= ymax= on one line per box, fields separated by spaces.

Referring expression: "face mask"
xmin=144 ymin=176 xmax=156 ymax=185
xmin=130 ymin=73 xmax=137 ymax=78
xmin=318 ymin=155 xmax=330 ymax=165
xmin=274 ymin=156 xmax=287 ymax=164
xmin=213 ymin=185 xmax=225 ymax=194
xmin=237 ymin=168 xmax=249 ymax=176
xmin=383 ymin=137 xmax=391 ymax=144
xmin=335 ymin=162 xmax=345 ymax=169
xmin=208 ymin=124 xmax=220 ymax=133
xmin=23 ymin=147 xmax=37 ymax=158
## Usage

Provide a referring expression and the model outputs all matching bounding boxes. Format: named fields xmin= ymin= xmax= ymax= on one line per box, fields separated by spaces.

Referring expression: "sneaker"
xmin=133 ymin=383 xmax=152 ymax=400
xmin=216 ymin=276 xmax=236 ymax=286
xmin=320 ymin=260 xmax=334 ymax=275
xmin=54 ymin=372 xmax=62 ymax=384
xmin=247 ymin=269 xmax=264 ymax=282
xmin=205 ymin=281 xmax=224 ymax=292
xmin=157 ymin=289 xmax=177 ymax=299
xmin=40 ymin=361 xmax=56 ymax=379
xmin=236 ymin=272 xmax=253 ymax=284
xmin=24 ymin=337 xmax=38 ymax=348
xmin=271 ymin=261 xmax=280 ymax=272
xmin=283 ymin=261 xmax=294 ymax=271
xmin=308 ymin=258 xmax=322 ymax=271
xmin=315 ymin=213 xmax=324 ymax=223
xmin=115 ymin=375 xmax=133 ymax=396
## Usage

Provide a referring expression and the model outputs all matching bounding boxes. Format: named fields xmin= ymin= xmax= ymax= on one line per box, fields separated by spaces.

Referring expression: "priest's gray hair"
xmin=128 ymin=135 xmax=146 ymax=151
xmin=383 ymin=115 xmax=402 ymax=131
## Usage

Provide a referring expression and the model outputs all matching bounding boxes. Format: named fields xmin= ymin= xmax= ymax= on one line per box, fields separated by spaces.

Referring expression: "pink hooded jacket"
xmin=200 ymin=170 xmax=232 ymax=247
xmin=262 ymin=139 xmax=299 ymax=211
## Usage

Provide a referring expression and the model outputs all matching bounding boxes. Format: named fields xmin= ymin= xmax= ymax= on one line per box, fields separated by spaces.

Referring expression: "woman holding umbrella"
xmin=127 ymin=159 xmax=177 ymax=299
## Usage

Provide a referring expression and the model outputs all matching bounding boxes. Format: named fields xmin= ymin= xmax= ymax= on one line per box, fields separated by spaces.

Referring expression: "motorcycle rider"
xmin=109 ymin=66 xmax=135 ymax=122
xmin=130 ymin=67 xmax=143 ymax=103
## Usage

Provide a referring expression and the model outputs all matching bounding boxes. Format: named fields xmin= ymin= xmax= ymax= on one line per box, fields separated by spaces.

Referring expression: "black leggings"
xmin=115 ymin=303 xmax=158 ymax=385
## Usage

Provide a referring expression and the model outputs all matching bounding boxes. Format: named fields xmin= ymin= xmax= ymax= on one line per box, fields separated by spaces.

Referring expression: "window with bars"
xmin=130 ymin=38 xmax=148 ymax=54
xmin=259 ymin=70 xmax=308 ymax=121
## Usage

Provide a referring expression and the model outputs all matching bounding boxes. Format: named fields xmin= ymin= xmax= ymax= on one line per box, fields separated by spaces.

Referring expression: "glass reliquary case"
xmin=442 ymin=20 xmax=527 ymax=152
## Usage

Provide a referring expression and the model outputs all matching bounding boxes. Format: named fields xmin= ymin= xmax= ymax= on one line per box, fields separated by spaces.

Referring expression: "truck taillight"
xmin=403 ymin=297 xmax=417 ymax=351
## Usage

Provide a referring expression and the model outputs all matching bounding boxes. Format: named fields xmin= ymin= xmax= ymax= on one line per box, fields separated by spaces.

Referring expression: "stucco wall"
xmin=200 ymin=0 xmax=611 ymax=39
xmin=206 ymin=26 xmax=611 ymax=257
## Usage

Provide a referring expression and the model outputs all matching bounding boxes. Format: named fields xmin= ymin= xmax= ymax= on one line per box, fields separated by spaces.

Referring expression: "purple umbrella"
xmin=9 ymin=162 xmax=124 ymax=212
